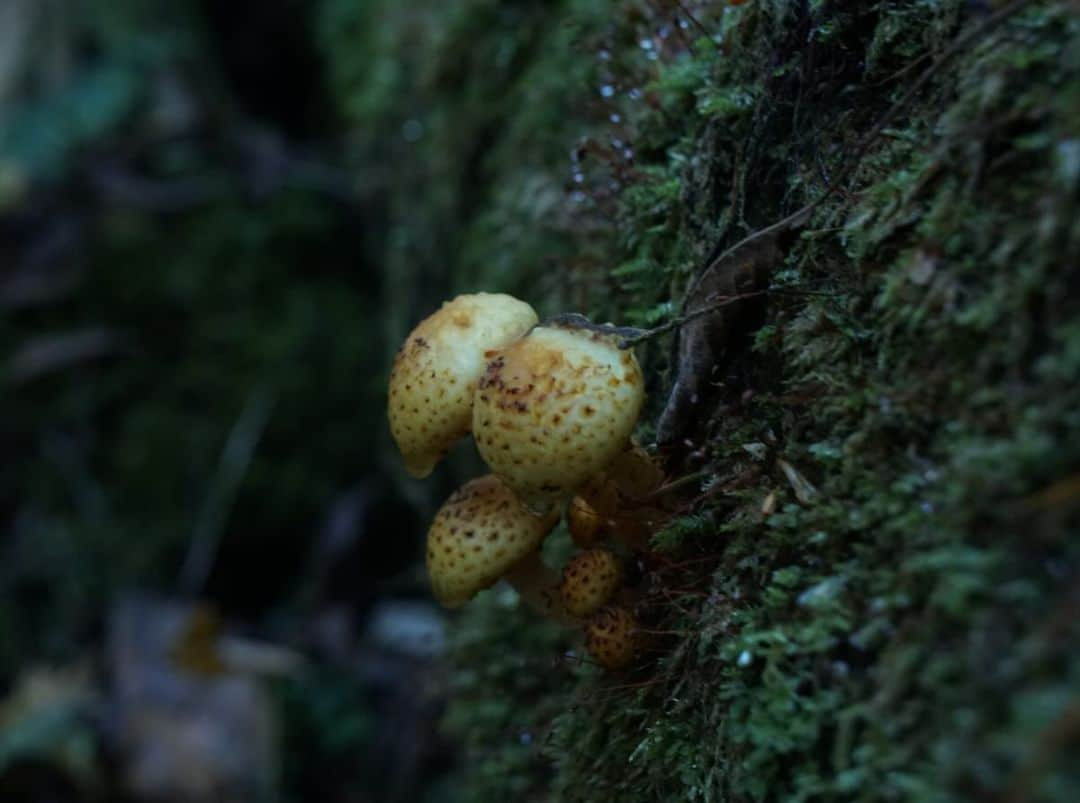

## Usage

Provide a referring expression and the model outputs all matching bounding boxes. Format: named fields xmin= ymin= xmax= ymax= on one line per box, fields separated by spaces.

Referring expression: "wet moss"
xmin=420 ymin=1 xmax=1080 ymax=801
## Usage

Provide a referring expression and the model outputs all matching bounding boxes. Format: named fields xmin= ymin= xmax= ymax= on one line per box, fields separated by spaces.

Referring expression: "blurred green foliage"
xmin=1 ymin=0 xmax=386 ymax=635
xmin=277 ymin=668 xmax=377 ymax=802
xmin=1 ymin=5 xmax=386 ymax=799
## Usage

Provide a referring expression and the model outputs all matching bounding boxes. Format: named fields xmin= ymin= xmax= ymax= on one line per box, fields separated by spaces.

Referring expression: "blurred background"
xmin=0 ymin=0 xmax=622 ymax=800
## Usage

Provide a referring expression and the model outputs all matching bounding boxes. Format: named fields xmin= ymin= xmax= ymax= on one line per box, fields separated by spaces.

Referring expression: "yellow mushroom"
xmin=425 ymin=474 xmax=565 ymax=618
xmin=569 ymin=445 xmax=667 ymax=550
xmin=473 ymin=324 xmax=645 ymax=511
xmin=560 ymin=549 xmax=624 ymax=619
xmin=583 ymin=605 xmax=640 ymax=671
xmin=580 ymin=470 xmax=620 ymax=516
xmin=566 ymin=495 xmax=605 ymax=549
xmin=388 ymin=293 xmax=538 ymax=478
xmin=607 ymin=442 xmax=664 ymax=501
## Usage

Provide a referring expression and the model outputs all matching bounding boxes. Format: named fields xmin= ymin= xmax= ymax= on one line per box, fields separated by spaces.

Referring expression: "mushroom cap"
xmin=560 ymin=549 xmax=624 ymax=618
xmin=607 ymin=443 xmax=664 ymax=501
xmin=579 ymin=472 xmax=620 ymax=518
xmin=388 ymin=293 xmax=538 ymax=478
xmin=426 ymin=474 xmax=557 ymax=607
xmin=566 ymin=495 xmax=605 ymax=549
xmin=473 ymin=325 xmax=645 ymax=510
xmin=584 ymin=605 xmax=640 ymax=670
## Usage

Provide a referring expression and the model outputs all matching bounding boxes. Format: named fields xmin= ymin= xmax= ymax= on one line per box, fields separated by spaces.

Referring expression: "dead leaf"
xmin=777 ymin=458 xmax=820 ymax=504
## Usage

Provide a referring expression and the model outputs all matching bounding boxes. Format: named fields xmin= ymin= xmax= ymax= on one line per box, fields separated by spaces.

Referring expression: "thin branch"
xmin=672 ymin=0 xmax=716 ymax=47
xmin=619 ymin=291 xmax=765 ymax=348
xmin=641 ymin=469 xmax=711 ymax=502
xmin=544 ymin=312 xmax=646 ymax=341
xmin=179 ymin=388 xmax=276 ymax=597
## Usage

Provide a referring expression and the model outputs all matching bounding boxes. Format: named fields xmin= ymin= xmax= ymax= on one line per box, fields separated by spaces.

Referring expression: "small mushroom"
xmin=583 ymin=605 xmax=640 ymax=670
xmin=425 ymin=474 xmax=566 ymax=618
xmin=567 ymin=495 xmax=605 ymax=549
xmin=569 ymin=446 xmax=667 ymax=550
xmin=579 ymin=471 xmax=620 ymax=517
xmin=607 ymin=443 xmax=664 ymax=501
xmin=388 ymin=293 xmax=538 ymax=478
xmin=473 ymin=324 xmax=645 ymax=510
xmin=560 ymin=549 xmax=624 ymax=619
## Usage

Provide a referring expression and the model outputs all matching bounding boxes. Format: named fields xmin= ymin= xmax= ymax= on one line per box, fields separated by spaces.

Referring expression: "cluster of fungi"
xmin=388 ymin=293 xmax=671 ymax=670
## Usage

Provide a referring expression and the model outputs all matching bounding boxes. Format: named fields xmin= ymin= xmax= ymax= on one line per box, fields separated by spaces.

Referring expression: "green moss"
xmin=435 ymin=2 xmax=1080 ymax=801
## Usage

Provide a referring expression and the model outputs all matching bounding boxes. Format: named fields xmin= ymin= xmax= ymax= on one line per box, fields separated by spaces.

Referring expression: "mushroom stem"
xmin=503 ymin=551 xmax=573 ymax=624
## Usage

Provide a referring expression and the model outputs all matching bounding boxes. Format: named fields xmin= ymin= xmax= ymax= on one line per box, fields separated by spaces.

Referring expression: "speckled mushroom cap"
xmin=473 ymin=325 xmax=645 ymax=510
xmin=388 ymin=293 xmax=538 ymax=478
xmin=426 ymin=474 xmax=557 ymax=608
xmin=560 ymin=549 xmax=624 ymax=618
xmin=584 ymin=605 xmax=639 ymax=671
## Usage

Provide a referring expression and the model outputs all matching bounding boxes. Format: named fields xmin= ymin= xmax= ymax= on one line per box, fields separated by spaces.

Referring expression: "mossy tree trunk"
xmin=336 ymin=1 xmax=1079 ymax=800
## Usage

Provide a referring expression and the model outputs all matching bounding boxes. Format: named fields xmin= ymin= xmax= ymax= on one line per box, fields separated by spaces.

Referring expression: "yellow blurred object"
xmin=169 ymin=604 xmax=303 ymax=677
xmin=169 ymin=605 xmax=228 ymax=675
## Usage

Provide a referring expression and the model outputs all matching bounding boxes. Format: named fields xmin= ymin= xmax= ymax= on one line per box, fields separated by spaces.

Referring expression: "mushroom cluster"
xmin=389 ymin=292 xmax=668 ymax=670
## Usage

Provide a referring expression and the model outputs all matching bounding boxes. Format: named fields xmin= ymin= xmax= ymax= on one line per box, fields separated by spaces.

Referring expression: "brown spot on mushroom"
xmin=388 ymin=293 xmax=537 ymax=478
xmin=472 ymin=326 xmax=645 ymax=508
xmin=584 ymin=605 xmax=640 ymax=671
xmin=560 ymin=549 xmax=623 ymax=618
xmin=425 ymin=475 xmax=557 ymax=608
